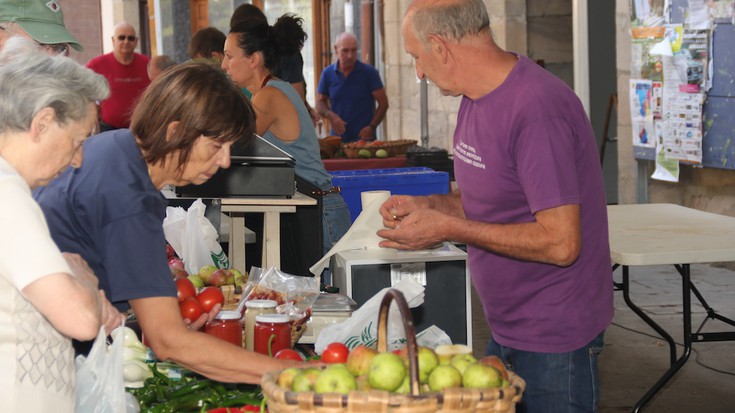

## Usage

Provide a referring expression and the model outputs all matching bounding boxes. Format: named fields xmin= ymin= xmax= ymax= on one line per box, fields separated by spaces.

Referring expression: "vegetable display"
xmin=127 ymin=364 xmax=264 ymax=413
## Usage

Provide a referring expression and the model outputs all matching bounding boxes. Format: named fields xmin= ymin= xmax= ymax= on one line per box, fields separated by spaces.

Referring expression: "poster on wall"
xmin=678 ymin=29 xmax=710 ymax=92
xmin=660 ymin=92 xmax=705 ymax=163
xmin=629 ymin=79 xmax=656 ymax=148
xmin=631 ymin=0 xmax=667 ymax=26
xmin=631 ymin=31 xmax=666 ymax=80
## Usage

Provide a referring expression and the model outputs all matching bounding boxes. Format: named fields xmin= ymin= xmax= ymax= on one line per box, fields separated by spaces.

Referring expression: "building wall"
xmin=61 ymin=0 xmax=102 ymax=64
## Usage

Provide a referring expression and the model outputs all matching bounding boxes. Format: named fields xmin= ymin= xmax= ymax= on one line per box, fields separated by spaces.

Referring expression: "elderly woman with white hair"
xmin=0 ymin=38 xmax=124 ymax=413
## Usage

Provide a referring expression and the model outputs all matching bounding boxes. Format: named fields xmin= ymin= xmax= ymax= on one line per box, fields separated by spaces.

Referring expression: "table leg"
xmin=621 ymin=266 xmax=677 ymax=365
xmin=229 ymin=214 xmax=247 ymax=272
xmin=630 ymin=264 xmax=693 ymax=413
xmin=262 ymin=211 xmax=281 ymax=269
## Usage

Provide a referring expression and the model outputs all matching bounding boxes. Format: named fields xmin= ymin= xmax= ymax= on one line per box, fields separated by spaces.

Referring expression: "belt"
xmin=311 ymin=186 xmax=341 ymax=197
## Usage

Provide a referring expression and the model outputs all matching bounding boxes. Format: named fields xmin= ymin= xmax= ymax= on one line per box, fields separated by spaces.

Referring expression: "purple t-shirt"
xmin=453 ymin=55 xmax=613 ymax=353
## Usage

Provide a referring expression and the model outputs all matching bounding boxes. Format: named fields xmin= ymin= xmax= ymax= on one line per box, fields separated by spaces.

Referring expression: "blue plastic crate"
xmin=330 ymin=167 xmax=450 ymax=222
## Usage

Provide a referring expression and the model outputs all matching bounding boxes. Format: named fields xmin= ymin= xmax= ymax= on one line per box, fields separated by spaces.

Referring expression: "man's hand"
xmin=184 ymin=303 xmax=222 ymax=330
xmin=328 ymin=113 xmax=347 ymax=135
xmin=379 ymin=195 xmax=430 ymax=225
xmin=378 ymin=208 xmax=448 ymax=250
xmin=358 ymin=125 xmax=375 ymax=140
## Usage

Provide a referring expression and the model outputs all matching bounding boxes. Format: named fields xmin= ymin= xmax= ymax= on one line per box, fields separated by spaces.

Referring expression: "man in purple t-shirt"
xmin=377 ymin=1 xmax=613 ymax=412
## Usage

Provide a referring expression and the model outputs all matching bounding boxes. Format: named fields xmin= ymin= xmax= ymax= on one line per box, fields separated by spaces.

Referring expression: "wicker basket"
xmin=341 ymin=139 xmax=418 ymax=159
xmin=261 ymin=289 xmax=525 ymax=413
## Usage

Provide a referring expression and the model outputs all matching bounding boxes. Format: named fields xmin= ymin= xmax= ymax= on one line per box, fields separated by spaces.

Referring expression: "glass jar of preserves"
xmin=244 ymin=300 xmax=277 ymax=351
xmin=253 ymin=314 xmax=291 ymax=356
xmin=204 ymin=310 xmax=243 ymax=347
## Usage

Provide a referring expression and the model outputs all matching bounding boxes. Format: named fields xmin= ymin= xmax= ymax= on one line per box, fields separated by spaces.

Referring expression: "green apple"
xmin=358 ymin=149 xmax=372 ymax=158
xmin=314 ymin=364 xmax=357 ymax=394
xmin=416 ymin=347 xmax=439 ymax=384
xmin=462 ymin=363 xmax=502 ymax=389
xmin=375 ymin=149 xmax=389 ymax=158
xmin=197 ymin=265 xmax=217 ymax=285
xmin=435 ymin=344 xmax=473 ymax=365
xmin=291 ymin=367 xmax=321 ymax=392
xmin=394 ymin=375 xmax=410 ymax=394
xmin=187 ymin=274 xmax=205 ymax=289
xmin=449 ymin=353 xmax=477 ymax=375
xmin=346 ymin=345 xmax=378 ymax=377
xmin=277 ymin=367 xmax=300 ymax=389
xmin=368 ymin=352 xmax=406 ymax=392
xmin=428 ymin=365 xmax=462 ymax=392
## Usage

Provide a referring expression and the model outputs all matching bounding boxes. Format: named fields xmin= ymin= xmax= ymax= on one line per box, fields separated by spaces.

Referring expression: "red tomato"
xmin=179 ymin=296 xmax=203 ymax=321
xmin=274 ymin=348 xmax=304 ymax=361
xmin=197 ymin=286 xmax=225 ymax=313
xmin=175 ymin=277 xmax=197 ymax=302
xmin=321 ymin=342 xmax=349 ymax=363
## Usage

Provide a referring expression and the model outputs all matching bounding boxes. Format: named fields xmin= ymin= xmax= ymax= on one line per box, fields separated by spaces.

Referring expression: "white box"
xmin=332 ymin=243 xmax=472 ymax=347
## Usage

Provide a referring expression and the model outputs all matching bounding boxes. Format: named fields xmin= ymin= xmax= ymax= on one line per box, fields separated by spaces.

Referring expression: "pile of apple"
xmin=276 ymin=343 xmax=510 ymax=395
xmin=167 ymin=244 xmax=247 ymax=290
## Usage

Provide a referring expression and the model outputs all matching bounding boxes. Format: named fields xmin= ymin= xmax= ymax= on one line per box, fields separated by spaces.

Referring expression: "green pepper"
xmin=164 ymin=379 xmax=213 ymax=399
xmin=219 ymin=392 xmax=263 ymax=408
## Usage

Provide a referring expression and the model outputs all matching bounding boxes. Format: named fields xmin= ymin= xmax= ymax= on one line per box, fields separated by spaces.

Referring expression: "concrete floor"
xmin=470 ymin=262 xmax=735 ymax=413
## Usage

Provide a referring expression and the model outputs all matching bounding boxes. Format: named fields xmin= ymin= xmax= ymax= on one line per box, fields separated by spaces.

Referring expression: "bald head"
xmin=334 ymin=32 xmax=358 ymax=72
xmin=112 ymin=21 xmax=138 ymax=61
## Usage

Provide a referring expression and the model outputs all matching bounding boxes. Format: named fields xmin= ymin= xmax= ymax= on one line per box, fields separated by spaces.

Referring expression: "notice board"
xmin=632 ymin=1 xmax=735 ymax=171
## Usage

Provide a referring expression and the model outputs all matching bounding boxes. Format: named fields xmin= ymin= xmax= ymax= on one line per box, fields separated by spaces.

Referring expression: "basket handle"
xmin=376 ymin=289 xmax=421 ymax=397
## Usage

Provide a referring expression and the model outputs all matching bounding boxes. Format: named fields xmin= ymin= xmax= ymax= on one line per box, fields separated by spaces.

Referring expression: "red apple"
xmin=208 ymin=269 xmax=230 ymax=287
xmin=346 ymin=345 xmax=378 ymax=376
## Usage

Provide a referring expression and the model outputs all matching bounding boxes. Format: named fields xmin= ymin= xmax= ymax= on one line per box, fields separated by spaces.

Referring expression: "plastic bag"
xmin=75 ymin=324 xmax=137 ymax=413
xmin=163 ymin=198 xmax=228 ymax=275
xmin=239 ymin=266 xmax=320 ymax=323
xmin=314 ymin=277 xmax=425 ymax=353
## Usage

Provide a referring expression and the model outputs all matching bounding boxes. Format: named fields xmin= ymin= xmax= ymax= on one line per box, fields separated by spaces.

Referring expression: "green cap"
xmin=0 ymin=0 xmax=83 ymax=51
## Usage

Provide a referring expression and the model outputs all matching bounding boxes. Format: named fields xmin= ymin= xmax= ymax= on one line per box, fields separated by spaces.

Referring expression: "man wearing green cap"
xmin=0 ymin=0 xmax=81 ymax=55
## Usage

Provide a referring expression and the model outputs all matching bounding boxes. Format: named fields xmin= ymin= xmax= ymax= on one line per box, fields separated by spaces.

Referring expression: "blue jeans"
xmin=322 ymin=192 xmax=351 ymax=254
xmin=485 ymin=331 xmax=605 ymax=413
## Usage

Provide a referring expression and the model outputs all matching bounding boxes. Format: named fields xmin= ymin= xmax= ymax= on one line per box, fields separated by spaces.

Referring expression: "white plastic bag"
xmin=314 ymin=277 xmax=425 ymax=353
xmin=75 ymin=325 xmax=133 ymax=413
xmin=163 ymin=198 xmax=228 ymax=274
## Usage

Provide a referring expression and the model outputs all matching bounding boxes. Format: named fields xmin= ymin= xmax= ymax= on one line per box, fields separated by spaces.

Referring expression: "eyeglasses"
xmin=116 ymin=35 xmax=137 ymax=42
xmin=0 ymin=25 xmax=70 ymax=56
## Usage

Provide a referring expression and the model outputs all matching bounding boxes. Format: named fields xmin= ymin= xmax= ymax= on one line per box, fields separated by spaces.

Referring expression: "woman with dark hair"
xmin=34 ymin=63 xmax=296 ymax=384
xmin=223 ymin=16 xmax=350 ymax=260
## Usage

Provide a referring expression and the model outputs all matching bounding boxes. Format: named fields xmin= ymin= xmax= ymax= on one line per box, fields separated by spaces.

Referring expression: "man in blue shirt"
xmin=316 ymin=32 xmax=389 ymax=143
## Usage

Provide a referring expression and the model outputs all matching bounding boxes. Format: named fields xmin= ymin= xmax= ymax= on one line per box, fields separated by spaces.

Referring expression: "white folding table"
xmin=221 ymin=192 xmax=317 ymax=271
xmin=608 ymin=203 xmax=735 ymax=412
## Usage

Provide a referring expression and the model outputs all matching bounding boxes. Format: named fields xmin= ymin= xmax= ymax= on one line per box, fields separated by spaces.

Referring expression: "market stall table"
xmin=322 ymin=156 xmax=407 ymax=171
xmin=608 ymin=203 xmax=735 ymax=412
xmin=221 ymin=192 xmax=316 ymax=271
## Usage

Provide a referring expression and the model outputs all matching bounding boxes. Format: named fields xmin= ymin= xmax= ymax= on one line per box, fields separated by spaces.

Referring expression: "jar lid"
xmin=255 ymin=314 xmax=290 ymax=324
xmin=216 ymin=310 xmax=242 ymax=320
xmin=246 ymin=299 xmax=278 ymax=308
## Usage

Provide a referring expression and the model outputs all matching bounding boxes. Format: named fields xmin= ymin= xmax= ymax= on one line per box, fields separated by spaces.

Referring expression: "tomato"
xmin=197 ymin=286 xmax=225 ymax=313
xmin=321 ymin=342 xmax=349 ymax=363
xmin=274 ymin=348 xmax=304 ymax=361
xmin=175 ymin=277 xmax=197 ymax=302
xmin=179 ymin=296 xmax=203 ymax=321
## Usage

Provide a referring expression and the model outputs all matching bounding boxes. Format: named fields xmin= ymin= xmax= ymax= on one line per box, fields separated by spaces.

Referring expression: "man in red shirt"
xmin=86 ymin=22 xmax=150 ymax=131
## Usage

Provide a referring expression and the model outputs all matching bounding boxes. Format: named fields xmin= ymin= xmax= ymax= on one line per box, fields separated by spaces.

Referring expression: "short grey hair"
xmin=409 ymin=0 xmax=491 ymax=45
xmin=0 ymin=37 xmax=109 ymax=134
